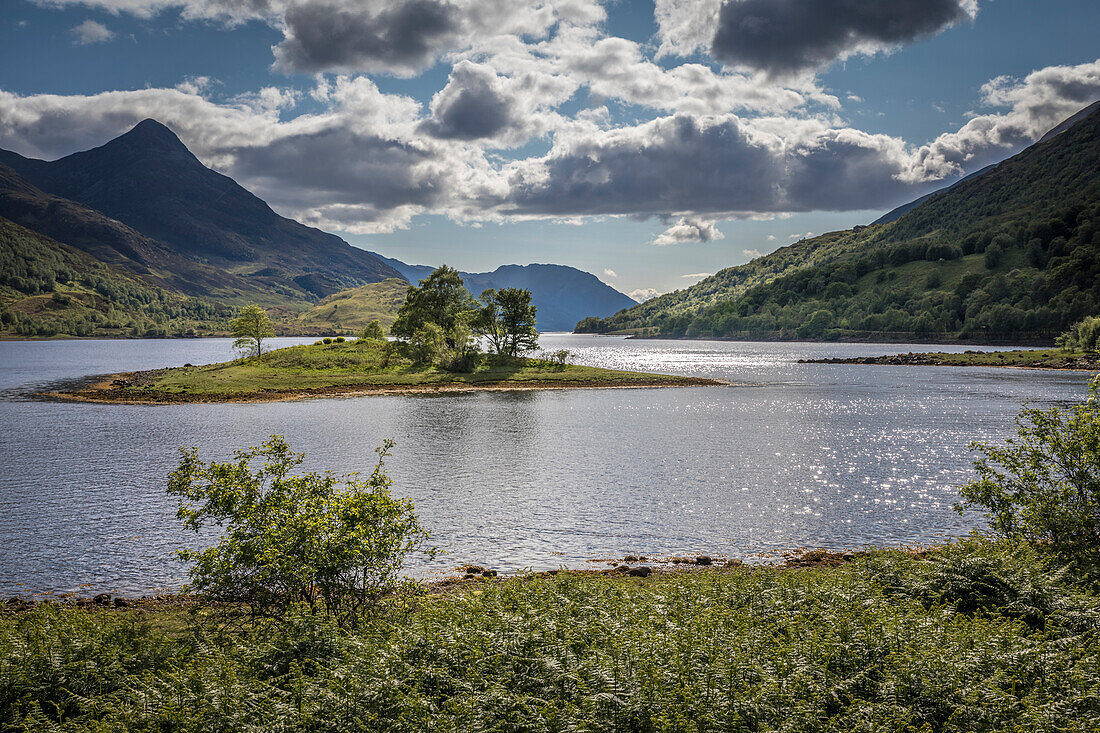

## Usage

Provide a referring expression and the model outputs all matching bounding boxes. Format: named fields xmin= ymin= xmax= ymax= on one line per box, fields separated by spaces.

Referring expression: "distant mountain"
xmin=0 ymin=119 xmax=402 ymax=297
xmin=578 ymin=100 xmax=1100 ymax=343
xmin=368 ymin=254 xmax=637 ymax=331
xmin=295 ymin=279 xmax=409 ymax=332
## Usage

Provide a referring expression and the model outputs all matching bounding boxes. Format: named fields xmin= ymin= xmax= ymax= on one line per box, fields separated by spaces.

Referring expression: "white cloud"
xmin=602 ymin=268 xmax=617 ymax=278
xmin=765 ymin=235 xmax=776 ymax=241
xmin=71 ymin=19 xmax=114 ymax=44
xmin=681 ymin=272 xmax=712 ymax=279
xmin=789 ymin=231 xmax=814 ymax=239
xmin=742 ymin=248 xmax=764 ymax=259
xmin=653 ymin=217 xmax=725 ymax=245
xmin=628 ymin=287 xmax=662 ymax=302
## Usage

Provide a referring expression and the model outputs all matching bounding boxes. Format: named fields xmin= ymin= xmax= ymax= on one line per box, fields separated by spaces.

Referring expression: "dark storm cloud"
xmin=711 ymin=0 xmax=975 ymax=75
xmin=273 ymin=0 xmax=460 ymax=75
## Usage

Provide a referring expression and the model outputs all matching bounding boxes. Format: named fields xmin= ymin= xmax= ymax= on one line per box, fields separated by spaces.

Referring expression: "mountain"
xmin=0 ymin=119 xmax=402 ymax=298
xmin=871 ymin=163 xmax=998 ymax=226
xmin=367 ymin=254 xmax=637 ymax=331
xmin=578 ymin=101 xmax=1100 ymax=343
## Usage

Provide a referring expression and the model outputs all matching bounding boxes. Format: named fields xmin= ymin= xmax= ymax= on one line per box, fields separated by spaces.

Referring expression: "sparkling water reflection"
xmin=0 ymin=335 xmax=1091 ymax=595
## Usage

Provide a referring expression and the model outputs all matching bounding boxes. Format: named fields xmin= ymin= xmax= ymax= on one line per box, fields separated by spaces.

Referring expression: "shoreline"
xmin=41 ymin=371 xmax=725 ymax=405
xmin=799 ymin=349 xmax=1100 ymax=372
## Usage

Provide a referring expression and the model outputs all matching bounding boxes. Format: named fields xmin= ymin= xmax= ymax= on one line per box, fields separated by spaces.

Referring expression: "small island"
xmin=45 ymin=338 xmax=719 ymax=404
xmin=799 ymin=348 xmax=1100 ymax=371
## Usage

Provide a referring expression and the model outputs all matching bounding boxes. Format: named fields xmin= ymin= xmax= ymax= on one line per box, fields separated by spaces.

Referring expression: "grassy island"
xmin=800 ymin=347 xmax=1100 ymax=371
xmin=47 ymin=338 xmax=719 ymax=404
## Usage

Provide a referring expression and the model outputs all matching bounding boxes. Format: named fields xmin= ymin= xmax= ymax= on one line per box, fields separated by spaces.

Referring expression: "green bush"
xmin=1056 ymin=315 xmax=1100 ymax=353
xmin=167 ymin=436 xmax=434 ymax=625
xmin=333 ymin=336 xmax=345 ymax=343
xmin=958 ymin=376 xmax=1100 ymax=562
xmin=359 ymin=319 xmax=386 ymax=341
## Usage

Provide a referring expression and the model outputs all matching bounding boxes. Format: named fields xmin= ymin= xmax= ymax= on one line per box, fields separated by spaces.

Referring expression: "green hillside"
xmin=578 ymin=104 xmax=1100 ymax=343
xmin=0 ymin=217 xmax=235 ymax=338
xmin=294 ymin=278 xmax=409 ymax=333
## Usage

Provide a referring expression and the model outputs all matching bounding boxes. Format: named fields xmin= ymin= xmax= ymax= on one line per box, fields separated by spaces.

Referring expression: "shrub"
xmin=322 ymin=337 xmax=333 ymax=344
xmin=167 ymin=436 xmax=434 ymax=626
xmin=1056 ymin=316 xmax=1100 ymax=353
xmin=334 ymin=336 xmax=345 ymax=343
xmin=957 ymin=376 xmax=1100 ymax=562
xmin=359 ymin=320 xmax=386 ymax=341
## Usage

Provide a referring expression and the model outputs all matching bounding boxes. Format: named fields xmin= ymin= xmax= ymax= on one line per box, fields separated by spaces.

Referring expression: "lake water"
xmin=0 ymin=335 xmax=1092 ymax=596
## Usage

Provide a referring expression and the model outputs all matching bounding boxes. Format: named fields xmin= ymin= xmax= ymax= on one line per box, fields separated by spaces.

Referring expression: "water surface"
xmin=0 ymin=335 xmax=1090 ymax=595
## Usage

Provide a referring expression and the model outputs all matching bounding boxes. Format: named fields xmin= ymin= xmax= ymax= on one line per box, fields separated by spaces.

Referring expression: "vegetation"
xmin=169 ymin=436 xmax=433 ymax=626
xmin=0 ymin=217 xmax=233 ymax=338
xmin=474 ymin=287 xmax=539 ymax=356
xmin=294 ymin=279 xmax=408 ymax=334
xmin=231 ymin=304 xmax=275 ymax=357
xmin=5 ymin=540 xmax=1100 ymax=731
xmin=359 ymin=319 xmax=386 ymax=341
xmin=1057 ymin=315 xmax=1100 ymax=353
xmin=958 ymin=376 xmax=1100 ymax=563
xmin=578 ymin=106 xmax=1100 ymax=343
xmin=54 ymin=337 xmax=710 ymax=403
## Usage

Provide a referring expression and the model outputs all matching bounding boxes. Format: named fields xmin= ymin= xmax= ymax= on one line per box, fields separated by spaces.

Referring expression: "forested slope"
xmin=578 ymin=102 xmax=1100 ymax=343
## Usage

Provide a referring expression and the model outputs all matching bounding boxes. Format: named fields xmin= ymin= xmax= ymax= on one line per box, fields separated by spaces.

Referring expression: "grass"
xmin=294 ymin=278 xmax=408 ymax=334
xmin=61 ymin=339 xmax=713 ymax=402
xmin=4 ymin=539 xmax=1100 ymax=731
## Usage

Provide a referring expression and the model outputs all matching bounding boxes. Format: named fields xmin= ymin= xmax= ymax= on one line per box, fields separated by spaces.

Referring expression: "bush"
xmin=334 ymin=336 xmax=345 ymax=343
xmin=1056 ymin=316 xmax=1100 ymax=353
xmin=322 ymin=337 xmax=333 ymax=344
xmin=167 ymin=436 xmax=434 ymax=626
xmin=957 ymin=376 xmax=1100 ymax=562
xmin=359 ymin=320 xmax=386 ymax=341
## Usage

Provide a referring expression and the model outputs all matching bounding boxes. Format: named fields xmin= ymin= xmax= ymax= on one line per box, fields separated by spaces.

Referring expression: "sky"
xmin=0 ymin=0 xmax=1098 ymax=301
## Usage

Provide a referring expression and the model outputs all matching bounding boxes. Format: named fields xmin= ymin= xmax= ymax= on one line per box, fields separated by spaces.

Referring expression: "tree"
xmin=168 ymin=436 xmax=433 ymax=626
xmin=390 ymin=266 xmax=476 ymax=351
xmin=474 ymin=287 xmax=539 ymax=356
xmin=957 ymin=376 xmax=1100 ymax=561
xmin=231 ymin=303 xmax=274 ymax=358
xmin=359 ymin=319 xmax=386 ymax=341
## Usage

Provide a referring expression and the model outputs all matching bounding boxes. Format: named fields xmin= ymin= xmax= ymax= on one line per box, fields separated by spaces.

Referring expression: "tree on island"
xmin=231 ymin=303 xmax=274 ymax=358
xmin=475 ymin=287 xmax=539 ymax=356
xmin=390 ymin=266 xmax=476 ymax=351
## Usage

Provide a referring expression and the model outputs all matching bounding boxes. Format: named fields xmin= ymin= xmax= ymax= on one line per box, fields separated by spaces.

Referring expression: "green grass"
xmin=294 ymin=279 xmax=408 ymax=334
xmin=90 ymin=339 xmax=707 ymax=401
xmin=915 ymin=348 xmax=1095 ymax=367
xmin=4 ymin=540 xmax=1100 ymax=731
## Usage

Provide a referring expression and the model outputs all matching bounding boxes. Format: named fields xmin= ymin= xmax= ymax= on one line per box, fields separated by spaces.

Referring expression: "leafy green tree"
xmin=168 ymin=436 xmax=433 ymax=625
xmin=957 ymin=376 xmax=1100 ymax=561
xmin=359 ymin=319 xmax=386 ymax=342
xmin=474 ymin=287 xmax=539 ymax=356
xmin=390 ymin=266 xmax=476 ymax=351
xmin=1056 ymin=316 xmax=1100 ymax=353
xmin=231 ymin=303 xmax=275 ymax=358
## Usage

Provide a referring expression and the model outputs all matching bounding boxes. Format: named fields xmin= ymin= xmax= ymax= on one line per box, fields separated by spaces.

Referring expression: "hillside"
xmin=370 ymin=254 xmax=636 ymax=331
xmin=0 ymin=216 xmax=233 ymax=338
xmin=294 ymin=278 xmax=409 ymax=332
xmin=578 ymin=101 xmax=1100 ymax=343
xmin=0 ymin=120 xmax=402 ymax=298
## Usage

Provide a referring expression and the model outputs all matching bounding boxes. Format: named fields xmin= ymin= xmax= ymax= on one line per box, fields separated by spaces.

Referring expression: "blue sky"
xmin=1 ymin=0 xmax=1098 ymax=301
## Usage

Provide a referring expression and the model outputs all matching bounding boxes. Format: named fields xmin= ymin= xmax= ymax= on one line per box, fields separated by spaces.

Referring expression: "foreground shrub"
xmin=958 ymin=376 xmax=1100 ymax=563
xmin=1056 ymin=315 xmax=1100 ymax=353
xmin=168 ymin=436 xmax=433 ymax=625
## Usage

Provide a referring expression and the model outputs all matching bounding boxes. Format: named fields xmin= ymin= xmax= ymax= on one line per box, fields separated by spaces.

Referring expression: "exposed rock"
xmin=92 ymin=593 xmax=111 ymax=606
xmin=628 ymin=566 xmax=653 ymax=577
xmin=695 ymin=555 xmax=713 ymax=566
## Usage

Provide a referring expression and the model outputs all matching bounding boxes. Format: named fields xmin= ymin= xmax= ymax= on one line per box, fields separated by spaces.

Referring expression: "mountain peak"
xmin=115 ymin=119 xmax=191 ymax=155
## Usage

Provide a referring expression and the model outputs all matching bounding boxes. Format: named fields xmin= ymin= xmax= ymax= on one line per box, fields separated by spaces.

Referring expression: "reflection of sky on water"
xmin=0 ymin=335 xmax=1091 ymax=595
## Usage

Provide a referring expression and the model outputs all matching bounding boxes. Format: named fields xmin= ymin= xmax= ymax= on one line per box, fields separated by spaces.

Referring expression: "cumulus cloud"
xmin=629 ymin=287 xmax=662 ymax=302
xmin=420 ymin=61 xmax=517 ymax=140
xmin=71 ymin=19 xmax=114 ymax=44
xmin=602 ymin=268 xmax=617 ymax=278
xmin=653 ymin=217 xmax=725 ymax=245
xmin=742 ymin=248 xmax=763 ymax=259
xmin=681 ymin=272 xmax=712 ymax=279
